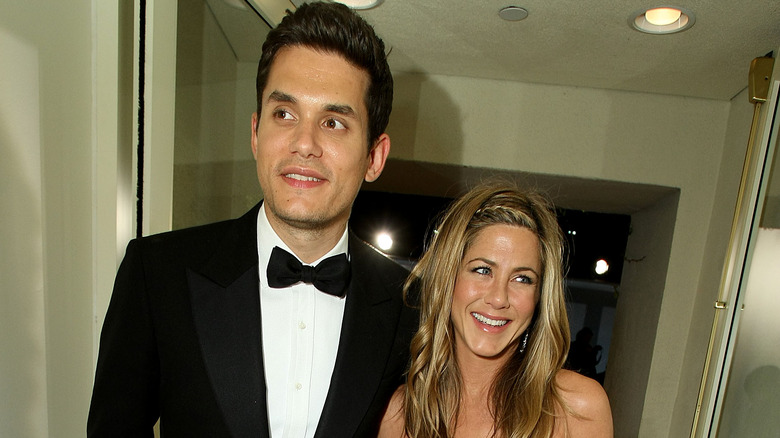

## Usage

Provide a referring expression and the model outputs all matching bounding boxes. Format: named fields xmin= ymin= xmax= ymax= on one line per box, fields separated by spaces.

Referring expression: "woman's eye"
xmin=473 ymin=266 xmax=491 ymax=275
xmin=324 ymin=118 xmax=346 ymax=130
xmin=513 ymin=275 xmax=535 ymax=285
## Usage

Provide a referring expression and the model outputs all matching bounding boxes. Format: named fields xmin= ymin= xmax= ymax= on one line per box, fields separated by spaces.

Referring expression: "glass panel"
xmin=715 ymin=101 xmax=780 ymax=436
xmin=172 ymin=0 xmax=270 ymax=230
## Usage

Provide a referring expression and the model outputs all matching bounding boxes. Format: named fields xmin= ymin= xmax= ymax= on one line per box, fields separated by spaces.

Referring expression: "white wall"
xmin=1 ymin=1 xmax=123 ymax=436
xmin=1 ymin=20 xmax=49 ymax=438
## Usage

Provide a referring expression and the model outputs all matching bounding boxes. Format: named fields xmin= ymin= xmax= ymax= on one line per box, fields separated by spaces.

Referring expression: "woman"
xmin=379 ymin=183 xmax=613 ymax=437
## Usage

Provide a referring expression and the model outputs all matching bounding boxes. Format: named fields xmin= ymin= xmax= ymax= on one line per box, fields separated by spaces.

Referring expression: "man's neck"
xmin=264 ymin=208 xmax=347 ymax=265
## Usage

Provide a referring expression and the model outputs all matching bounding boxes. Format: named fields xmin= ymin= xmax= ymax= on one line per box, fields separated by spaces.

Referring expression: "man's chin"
xmin=270 ymin=205 xmax=333 ymax=230
xmin=278 ymin=215 xmax=327 ymax=230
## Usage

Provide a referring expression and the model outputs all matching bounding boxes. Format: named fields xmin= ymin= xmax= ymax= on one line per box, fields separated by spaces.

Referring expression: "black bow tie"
xmin=266 ymin=246 xmax=350 ymax=297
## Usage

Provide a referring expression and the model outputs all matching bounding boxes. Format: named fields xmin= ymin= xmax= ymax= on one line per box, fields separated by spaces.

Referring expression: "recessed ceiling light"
xmin=334 ymin=0 xmax=384 ymax=9
xmin=630 ymin=6 xmax=695 ymax=34
xmin=499 ymin=6 xmax=529 ymax=22
xmin=645 ymin=7 xmax=681 ymax=25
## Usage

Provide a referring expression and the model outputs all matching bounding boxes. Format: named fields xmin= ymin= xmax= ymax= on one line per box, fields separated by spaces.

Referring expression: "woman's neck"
xmin=456 ymin=349 xmax=510 ymax=395
xmin=454 ymin=352 xmax=511 ymax=438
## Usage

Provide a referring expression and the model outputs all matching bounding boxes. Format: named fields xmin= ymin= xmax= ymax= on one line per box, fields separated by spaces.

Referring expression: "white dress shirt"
xmin=257 ymin=207 xmax=348 ymax=438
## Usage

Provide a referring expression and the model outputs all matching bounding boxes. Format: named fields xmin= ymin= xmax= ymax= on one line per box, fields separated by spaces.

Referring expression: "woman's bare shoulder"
xmin=555 ymin=369 xmax=613 ymax=437
xmin=378 ymin=385 xmax=406 ymax=438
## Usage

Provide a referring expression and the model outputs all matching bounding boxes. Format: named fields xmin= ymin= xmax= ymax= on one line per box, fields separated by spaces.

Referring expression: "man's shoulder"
xmin=144 ymin=217 xmax=236 ymax=242
xmin=135 ymin=218 xmax=234 ymax=254
xmin=128 ymin=204 xmax=260 ymax=261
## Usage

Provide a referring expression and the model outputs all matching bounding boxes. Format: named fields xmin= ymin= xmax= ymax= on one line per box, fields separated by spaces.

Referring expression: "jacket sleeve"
xmin=87 ymin=239 xmax=159 ymax=437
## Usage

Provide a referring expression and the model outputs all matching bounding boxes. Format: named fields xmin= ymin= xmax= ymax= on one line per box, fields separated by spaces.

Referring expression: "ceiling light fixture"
xmin=498 ymin=6 xmax=529 ymax=22
xmin=630 ymin=6 xmax=695 ymax=34
xmin=332 ymin=0 xmax=384 ymax=9
xmin=645 ymin=7 xmax=681 ymax=25
xmin=249 ymin=0 xmax=383 ymax=27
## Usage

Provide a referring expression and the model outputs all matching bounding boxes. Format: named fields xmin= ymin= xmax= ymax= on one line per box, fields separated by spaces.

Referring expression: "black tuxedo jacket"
xmin=87 ymin=203 xmax=418 ymax=437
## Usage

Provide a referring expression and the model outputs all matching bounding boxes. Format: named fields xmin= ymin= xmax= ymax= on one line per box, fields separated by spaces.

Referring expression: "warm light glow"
xmin=645 ymin=8 xmax=682 ymax=25
xmin=376 ymin=232 xmax=393 ymax=251
xmin=595 ymin=259 xmax=609 ymax=275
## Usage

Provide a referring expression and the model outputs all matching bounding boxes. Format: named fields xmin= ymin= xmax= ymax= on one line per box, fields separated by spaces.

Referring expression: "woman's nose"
xmin=484 ymin=282 xmax=510 ymax=309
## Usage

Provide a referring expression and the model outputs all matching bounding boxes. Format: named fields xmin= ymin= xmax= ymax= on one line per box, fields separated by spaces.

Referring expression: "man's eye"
xmin=324 ymin=118 xmax=346 ymax=130
xmin=273 ymin=109 xmax=294 ymax=120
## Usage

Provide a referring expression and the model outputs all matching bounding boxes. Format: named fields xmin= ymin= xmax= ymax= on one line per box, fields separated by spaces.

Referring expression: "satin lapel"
xmin=314 ymin=235 xmax=405 ymax=437
xmin=188 ymin=204 xmax=270 ymax=438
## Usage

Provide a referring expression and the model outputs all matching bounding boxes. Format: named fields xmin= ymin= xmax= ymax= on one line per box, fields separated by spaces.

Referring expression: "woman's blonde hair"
xmin=403 ymin=182 xmax=570 ymax=437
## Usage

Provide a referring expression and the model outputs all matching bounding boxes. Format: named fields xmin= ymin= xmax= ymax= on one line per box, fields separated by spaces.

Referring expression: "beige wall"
xmin=674 ymin=86 xmax=755 ymax=435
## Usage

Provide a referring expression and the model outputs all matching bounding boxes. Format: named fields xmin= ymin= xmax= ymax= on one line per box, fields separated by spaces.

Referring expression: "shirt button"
xmin=295 ymin=383 xmax=302 ymax=390
xmin=299 ymin=321 xmax=306 ymax=330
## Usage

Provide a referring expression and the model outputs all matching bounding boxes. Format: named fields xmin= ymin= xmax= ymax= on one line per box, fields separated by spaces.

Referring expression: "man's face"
xmin=252 ymin=46 xmax=389 ymax=233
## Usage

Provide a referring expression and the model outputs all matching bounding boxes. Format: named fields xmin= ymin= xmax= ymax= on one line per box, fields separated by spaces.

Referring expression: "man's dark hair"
xmin=255 ymin=1 xmax=393 ymax=147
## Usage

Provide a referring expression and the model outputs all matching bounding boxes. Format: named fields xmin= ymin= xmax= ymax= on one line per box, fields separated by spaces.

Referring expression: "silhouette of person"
xmin=567 ymin=327 xmax=602 ymax=380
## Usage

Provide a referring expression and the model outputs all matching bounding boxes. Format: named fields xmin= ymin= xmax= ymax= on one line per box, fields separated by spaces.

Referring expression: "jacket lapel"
xmin=188 ymin=204 xmax=270 ymax=438
xmin=314 ymin=234 xmax=407 ymax=437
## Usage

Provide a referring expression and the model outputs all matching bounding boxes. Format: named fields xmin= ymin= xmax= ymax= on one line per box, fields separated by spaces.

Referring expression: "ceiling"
xmin=213 ymin=0 xmax=780 ymax=101
xmin=204 ymin=0 xmax=777 ymax=213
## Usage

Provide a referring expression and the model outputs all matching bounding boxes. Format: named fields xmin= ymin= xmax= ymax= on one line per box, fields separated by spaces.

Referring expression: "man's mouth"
xmin=285 ymin=173 xmax=322 ymax=182
xmin=472 ymin=312 xmax=509 ymax=327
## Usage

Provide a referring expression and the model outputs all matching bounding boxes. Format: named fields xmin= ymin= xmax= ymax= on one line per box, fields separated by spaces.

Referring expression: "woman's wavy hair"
xmin=255 ymin=1 xmax=393 ymax=147
xmin=403 ymin=182 xmax=571 ymax=437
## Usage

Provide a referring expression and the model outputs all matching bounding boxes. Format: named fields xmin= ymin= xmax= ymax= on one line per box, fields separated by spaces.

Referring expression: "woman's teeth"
xmin=472 ymin=312 xmax=508 ymax=327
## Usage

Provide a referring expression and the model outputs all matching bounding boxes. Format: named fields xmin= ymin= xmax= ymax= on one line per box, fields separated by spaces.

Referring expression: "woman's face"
xmin=451 ymin=224 xmax=541 ymax=363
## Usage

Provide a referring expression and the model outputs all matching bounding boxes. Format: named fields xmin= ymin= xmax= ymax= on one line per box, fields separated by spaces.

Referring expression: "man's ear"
xmin=250 ymin=112 xmax=259 ymax=160
xmin=364 ymin=133 xmax=390 ymax=182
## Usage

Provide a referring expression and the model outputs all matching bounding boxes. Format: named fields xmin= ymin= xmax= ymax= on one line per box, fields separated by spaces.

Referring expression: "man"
xmin=88 ymin=3 xmax=417 ymax=437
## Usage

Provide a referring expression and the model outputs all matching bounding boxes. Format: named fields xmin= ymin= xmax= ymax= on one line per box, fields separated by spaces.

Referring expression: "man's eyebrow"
xmin=324 ymin=103 xmax=357 ymax=117
xmin=266 ymin=90 xmax=295 ymax=104
xmin=267 ymin=90 xmax=357 ymax=118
